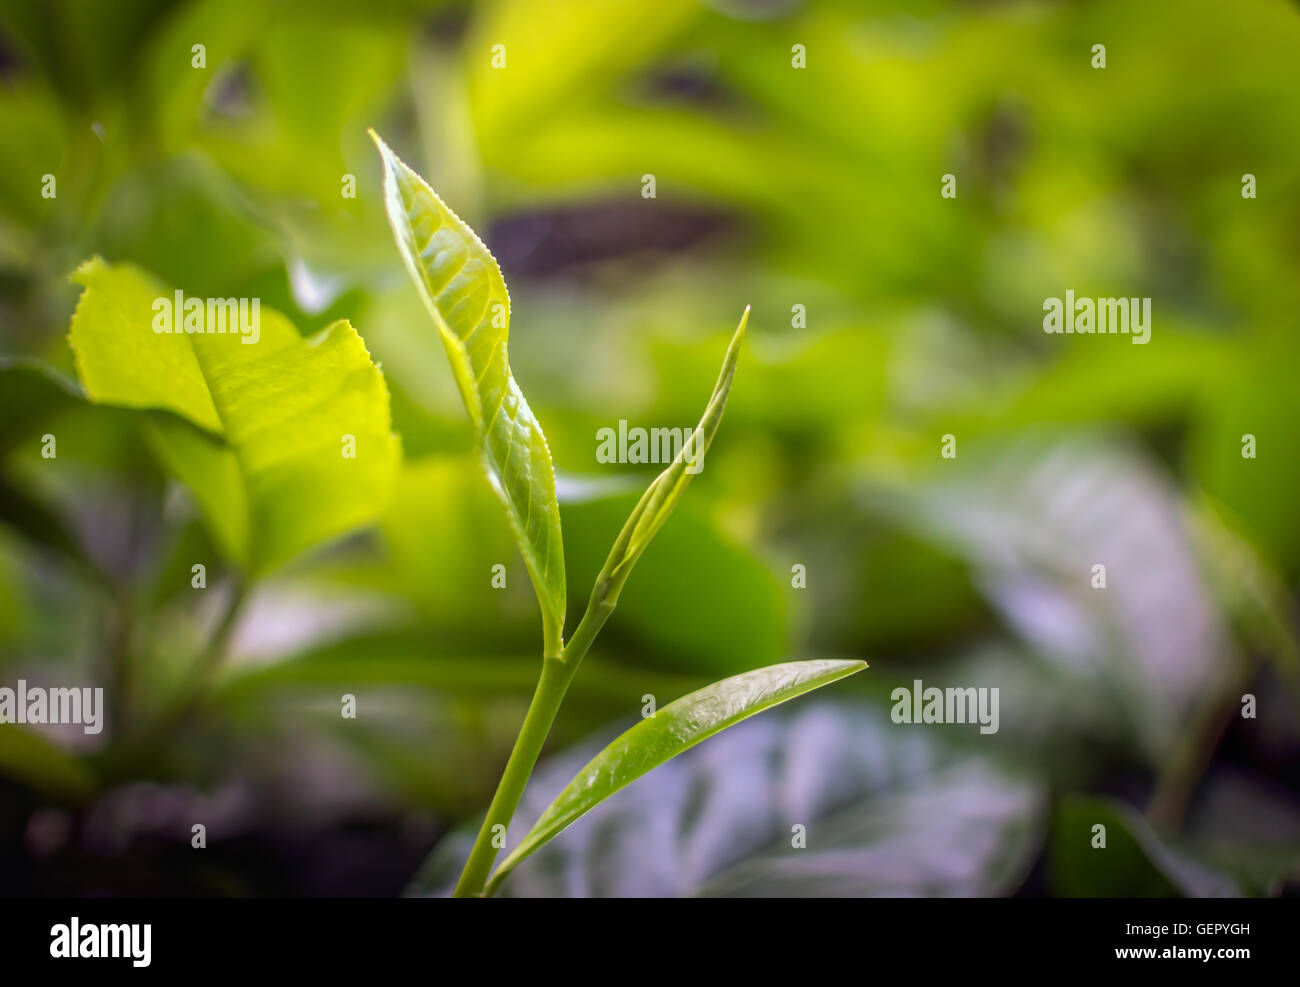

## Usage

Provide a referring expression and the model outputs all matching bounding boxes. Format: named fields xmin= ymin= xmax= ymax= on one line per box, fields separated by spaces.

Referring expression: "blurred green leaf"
xmin=0 ymin=724 xmax=95 ymax=801
xmin=1190 ymin=339 xmax=1300 ymax=574
xmin=1051 ymin=796 xmax=1238 ymax=897
xmin=0 ymin=472 xmax=105 ymax=584
xmin=95 ymin=157 xmax=286 ymax=305
xmin=1187 ymin=494 xmax=1300 ymax=685
xmin=468 ymin=0 xmax=699 ymax=156
xmin=1182 ymin=773 xmax=1300 ymax=897
xmin=0 ymin=0 xmax=171 ymax=106
xmin=0 ymin=82 xmax=66 ymax=239
xmin=0 ymin=358 xmax=82 ymax=456
xmin=376 ymin=455 xmax=524 ymax=629
xmin=214 ymin=631 xmax=706 ymax=711
xmin=875 ymin=431 xmax=1229 ymax=763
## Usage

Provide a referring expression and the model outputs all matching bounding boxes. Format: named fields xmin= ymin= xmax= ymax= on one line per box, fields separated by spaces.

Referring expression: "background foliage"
xmin=1 ymin=0 xmax=1298 ymax=896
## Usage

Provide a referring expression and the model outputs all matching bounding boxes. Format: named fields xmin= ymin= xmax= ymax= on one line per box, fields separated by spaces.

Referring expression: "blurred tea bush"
xmin=1 ymin=0 xmax=1298 ymax=896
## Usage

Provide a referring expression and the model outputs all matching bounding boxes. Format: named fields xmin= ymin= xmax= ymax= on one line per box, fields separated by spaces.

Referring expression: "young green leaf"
xmin=413 ymin=704 xmax=1043 ymax=898
xmin=371 ymin=130 xmax=566 ymax=656
xmin=614 ymin=307 xmax=747 ymax=579
xmin=67 ymin=257 xmax=400 ymax=575
xmin=485 ymin=657 xmax=866 ymax=895
xmin=562 ymin=306 xmax=748 ymax=659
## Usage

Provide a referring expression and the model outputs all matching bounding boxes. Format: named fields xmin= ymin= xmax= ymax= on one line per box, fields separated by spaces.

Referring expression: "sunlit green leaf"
xmin=67 ymin=257 xmax=400 ymax=575
xmin=486 ymin=657 xmax=865 ymax=894
xmin=372 ymin=131 xmax=566 ymax=655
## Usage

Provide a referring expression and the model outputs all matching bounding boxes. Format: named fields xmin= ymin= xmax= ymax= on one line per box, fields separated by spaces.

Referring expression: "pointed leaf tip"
xmin=486 ymin=657 xmax=867 ymax=894
xmin=583 ymin=306 xmax=750 ymax=609
xmin=372 ymin=131 xmax=567 ymax=655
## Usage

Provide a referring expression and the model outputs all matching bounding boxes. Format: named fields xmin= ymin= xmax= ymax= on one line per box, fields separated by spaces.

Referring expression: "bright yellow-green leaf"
xmin=67 ymin=257 xmax=400 ymax=575
xmin=486 ymin=657 xmax=866 ymax=895
xmin=372 ymin=131 xmax=566 ymax=656
xmin=143 ymin=411 xmax=248 ymax=563
xmin=69 ymin=259 xmax=223 ymax=431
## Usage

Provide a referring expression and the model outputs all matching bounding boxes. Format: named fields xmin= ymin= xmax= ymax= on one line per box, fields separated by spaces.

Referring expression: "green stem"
xmin=561 ymin=580 xmax=617 ymax=666
xmin=452 ymin=655 xmax=579 ymax=897
xmin=451 ymin=580 xmax=619 ymax=898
